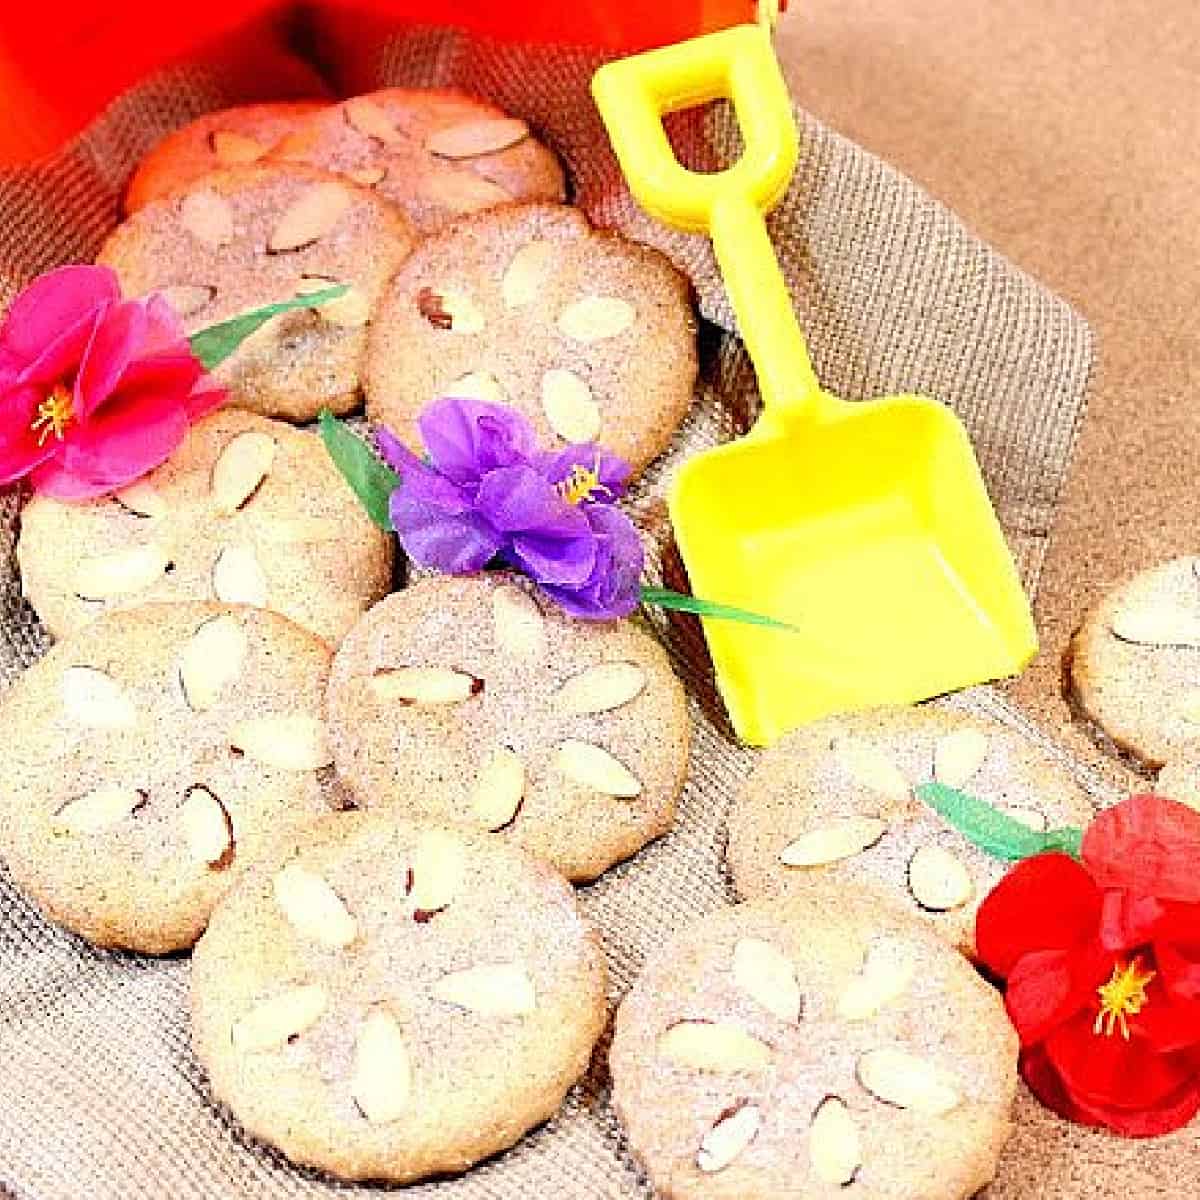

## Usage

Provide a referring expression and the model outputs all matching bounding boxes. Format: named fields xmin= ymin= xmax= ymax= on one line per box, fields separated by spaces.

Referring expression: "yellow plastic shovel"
xmin=592 ymin=24 xmax=1037 ymax=746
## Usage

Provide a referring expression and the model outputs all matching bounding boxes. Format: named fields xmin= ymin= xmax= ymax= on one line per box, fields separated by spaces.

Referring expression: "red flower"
xmin=976 ymin=794 xmax=1200 ymax=1137
xmin=0 ymin=265 xmax=223 ymax=499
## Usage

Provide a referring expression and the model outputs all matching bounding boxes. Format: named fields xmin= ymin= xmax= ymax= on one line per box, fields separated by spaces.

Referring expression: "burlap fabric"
xmin=0 ymin=21 xmax=1126 ymax=1200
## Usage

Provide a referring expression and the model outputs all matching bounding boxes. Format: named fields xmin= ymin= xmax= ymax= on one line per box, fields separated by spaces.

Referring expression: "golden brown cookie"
xmin=124 ymin=101 xmax=330 ymax=213
xmin=0 ymin=603 xmax=336 ymax=953
xmin=98 ymin=163 xmax=415 ymax=420
xmin=726 ymin=706 xmax=1093 ymax=955
xmin=610 ymin=889 xmax=1018 ymax=1199
xmin=17 ymin=409 xmax=393 ymax=647
xmin=1067 ymin=556 xmax=1200 ymax=769
xmin=326 ymin=573 xmax=690 ymax=882
xmin=190 ymin=813 xmax=607 ymax=1182
xmin=270 ymin=88 xmax=564 ymax=233
xmin=365 ymin=203 xmax=698 ymax=477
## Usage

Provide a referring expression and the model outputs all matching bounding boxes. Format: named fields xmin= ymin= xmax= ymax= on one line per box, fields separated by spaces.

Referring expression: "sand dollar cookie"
xmin=326 ymin=573 xmax=689 ymax=881
xmin=610 ymin=889 xmax=1018 ymax=1200
xmin=98 ymin=163 xmax=414 ymax=420
xmin=271 ymin=88 xmax=564 ymax=233
xmin=17 ymin=409 xmax=392 ymax=646
xmin=1067 ymin=556 xmax=1200 ymax=768
xmin=727 ymin=706 xmax=1092 ymax=954
xmin=366 ymin=203 xmax=697 ymax=477
xmin=0 ymin=603 xmax=336 ymax=953
xmin=190 ymin=812 xmax=606 ymax=1182
xmin=124 ymin=101 xmax=330 ymax=212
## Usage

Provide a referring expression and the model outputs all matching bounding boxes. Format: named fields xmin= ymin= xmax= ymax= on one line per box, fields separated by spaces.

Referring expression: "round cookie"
xmin=0 ymin=602 xmax=336 ymax=953
xmin=365 ymin=203 xmax=698 ymax=477
xmin=98 ymin=163 xmax=415 ymax=420
xmin=17 ymin=409 xmax=392 ymax=647
xmin=609 ymin=889 xmax=1018 ymax=1200
xmin=125 ymin=101 xmax=330 ymax=212
xmin=726 ymin=705 xmax=1093 ymax=955
xmin=326 ymin=573 xmax=690 ymax=882
xmin=270 ymin=88 xmax=564 ymax=233
xmin=190 ymin=812 xmax=606 ymax=1182
xmin=1067 ymin=556 xmax=1200 ymax=769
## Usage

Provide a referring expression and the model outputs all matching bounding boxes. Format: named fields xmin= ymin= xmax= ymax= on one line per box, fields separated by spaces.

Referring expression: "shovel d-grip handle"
xmin=592 ymin=24 xmax=820 ymax=417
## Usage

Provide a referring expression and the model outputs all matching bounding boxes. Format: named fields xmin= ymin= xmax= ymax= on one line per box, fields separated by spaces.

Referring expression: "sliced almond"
xmin=469 ymin=747 xmax=525 ymax=831
xmin=229 ymin=714 xmax=332 ymax=770
xmin=657 ymin=1022 xmax=771 ymax=1072
xmin=157 ymin=284 xmax=216 ymax=319
xmin=732 ymin=938 xmax=801 ymax=1022
xmin=52 ymin=785 xmax=145 ymax=835
xmin=809 ymin=1097 xmax=861 ymax=1186
xmin=999 ymin=803 xmax=1048 ymax=831
xmin=440 ymin=370 xmax=506 ymax=403
xmin=431 ymin=963 xmax=535 ymax=1016
xmin=1110 ymin=602 xmax=1200 ymax=647
xmin=779 ymin=817 xmax=887 ymax=868
xmin=556 ymin=739 xmax=642 ymax=798
xmin=542 ymin=369 xmax=601 ymax=443
xmin=232 ymin=984 xmax=328 ymax=1053
xmin=180 ymin=785 xmax=234 ymax=868
xmin=435 ymin=289 xmax=485 ymax=334
xmin=344 ymin=96 xmax=401 ymax=144
xmin=933 ymin=729 xmax=990 ymax=788
xmin=420 ymin=170 xmax=512 ymax=212
xmin=74 ymin=543 xmax=170 ymax=600
xmin=408 ymin=828 xmax=465 ymax=916
xmin=258 ymin=516 xmax=342 ymax=544
xmin=267 ymin=182 xmax=353 ymax=253
xmin=556 ymin=662 xmax=646 ymax=715
xmin=908 ymin=845 xmax=974 ymax=912
xmin=211 ymin=431 xmax=276 ymax=514
xmin=211 ymin=130 xmax=267 ymax=165
xmin=838 ymin=938 xmax=918 ymax=1020
xmin=272 ymin=864 xmax=357 ymax=948
xmin=557 ymin=296 xmax=636 ymax=343
xmin=1178 ymin=689 xmax=1200 ymax=723
xmin=501 ymin=239 xmax=557 ymax=308
xmin=212 ymin=545 xmax=268 ymax=607
xmin=179 ymin=190 xmax=234 ymax=248
xmin=696 ymin=1104 xmax=761 ymax=1174
xmin=60 ymin=666 xmax=137 ymax=729
xmin=351 ymin=1010 xmax=411 ymax=1122
xmin=426 ymin=117 xmax=529 ymax=159
xmin=368 ymin=666 xmax=478 ymax=704
xmin=491 ymin=585 xmax=546 ymax=660
xmin=857 ymin=1048 xmax=961 ymax=1115
xmin=835 ymin=738 xmax=911 ymax=800
xmin=178 ymin=614 xmax=247 ymax=711
xmin=348 ymin=165 xmax=387 ymax=186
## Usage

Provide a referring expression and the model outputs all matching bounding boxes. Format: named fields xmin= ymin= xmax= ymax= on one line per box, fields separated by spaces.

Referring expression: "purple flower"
xmin=377 ymin=397 xmax=644 ymax=620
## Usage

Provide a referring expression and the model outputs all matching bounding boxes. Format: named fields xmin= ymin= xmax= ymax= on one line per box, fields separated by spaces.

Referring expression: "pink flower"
xmin=0 ymin=265 xmax=223 ymax=499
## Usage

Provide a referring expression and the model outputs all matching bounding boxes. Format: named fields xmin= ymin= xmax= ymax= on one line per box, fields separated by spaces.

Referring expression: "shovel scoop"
xmin=592 ymin=24 xmax=1037 ymax=746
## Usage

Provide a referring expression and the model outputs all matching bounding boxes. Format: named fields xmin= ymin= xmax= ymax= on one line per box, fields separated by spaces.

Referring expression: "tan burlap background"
xmin=0 ymin=19 xmax=1156 ymax=1200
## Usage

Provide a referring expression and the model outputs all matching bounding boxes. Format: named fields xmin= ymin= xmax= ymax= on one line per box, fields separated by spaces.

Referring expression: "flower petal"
xmin=1157 ymin=939 xmax=1200 ymax=1002
xmin=138 ymin=293 xmax=189 ymax=357
xmin=542 ymin=503 xmax=643 ymax=619
xmin=17 ymin=309 xmax=103 ymax=386
xmin=0 ymin=383 xmax=56 ymax=484
xmin=509 ymin=531 xmax=596 ymax=587
xmin=975 ymin=853 xmax=1103 ymax=978
xmin=1098 ymin=889 xmax=1167 ymax=952
xmin=1005 ymin=943 xmax=1110 ymax=1046
xmin=376 ymin=426 xmax=424 ymax=477
xmin=535 ymin=443 xmax=631 ymax=499
xmin=74 ymin=300 xmax=147 ymax=421
xmin=1083 ymin=793 xmax=1200 ymax=902
xmin=419 ymin=397 xmax=535 ymax=484
xmin=0 ymin=266 xmax=119 ymax=364
xmin=390 ymin=497 xmax=501 ymax=574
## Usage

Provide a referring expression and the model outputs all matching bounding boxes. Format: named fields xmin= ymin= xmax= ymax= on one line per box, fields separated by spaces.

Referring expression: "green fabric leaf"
xmin=318 ymin=411 xmax=398 ymax=531
xmin=915 ymin=781 xmax=1085 ymax=862
xmin=639 ymin=587 xmax=797 ymax=631
xmin=188 ymin=286 xmax=349 ymax=370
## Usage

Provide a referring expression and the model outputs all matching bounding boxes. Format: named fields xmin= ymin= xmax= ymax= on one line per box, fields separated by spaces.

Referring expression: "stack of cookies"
xmin=1 ymin=89 xmax=1036 ymax=1197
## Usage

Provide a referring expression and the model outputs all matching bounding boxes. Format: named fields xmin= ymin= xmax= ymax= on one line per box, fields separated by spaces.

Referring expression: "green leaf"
xmin=915 ymin=782 xmax=1085 ymax=862
xmin=318 ymin=411 xmax=398 ymax=531
xmin=639 ymin=587 xmax=797 ymax=632
xmin=187 ymin=286 xmax=349 ymax=370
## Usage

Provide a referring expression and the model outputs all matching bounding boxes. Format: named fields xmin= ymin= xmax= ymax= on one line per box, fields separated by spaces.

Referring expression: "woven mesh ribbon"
xmin=0 ymin=22 xmax=1130 ymax=1200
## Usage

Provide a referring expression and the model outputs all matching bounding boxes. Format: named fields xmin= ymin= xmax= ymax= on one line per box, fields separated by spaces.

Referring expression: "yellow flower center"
xmin=1094 ymin=956 xmax=1155 ymax=1039
xmin=556 ymin=461 xmax=609 ymax=506
xmin=30 ymin=384 xmax=74 ymax=447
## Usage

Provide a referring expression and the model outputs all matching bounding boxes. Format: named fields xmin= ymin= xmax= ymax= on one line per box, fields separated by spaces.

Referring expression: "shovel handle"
xmin=592 ymin=24 xmax=820 ymax=415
